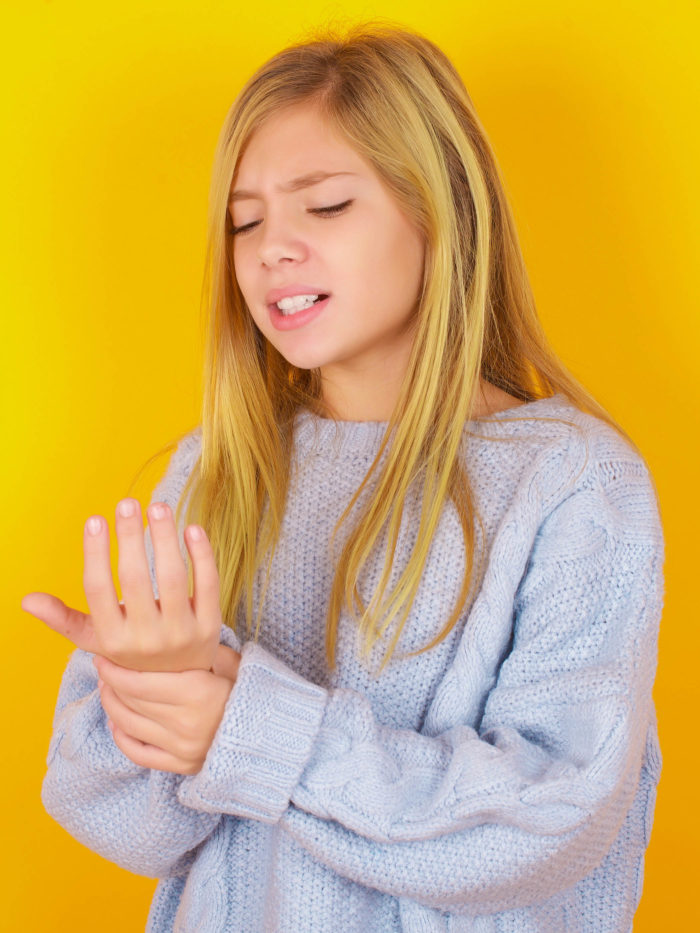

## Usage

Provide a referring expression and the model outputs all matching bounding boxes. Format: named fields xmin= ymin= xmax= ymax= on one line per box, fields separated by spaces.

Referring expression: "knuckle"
xmin=203 ymin=615 xmax=222 ymax=636
xmin=83 ymin=575 xmax=107 ymax=599
xmin=96 ymin=630 xmax=121 ymax=657
xmin=199 ymin=565 xmax=220 ymax=588
xmin=118 ymin=564 xmax=147 ymax=588
xmin=157 ymin=565 xmax=187 ymax=591
xmin=134 ymin=632 xmax=161 ymax=659
xmin=183 ymin=739 xmax=203 ymax=764
xmin=180 ymin=760 xmax=199 ymax=776
xmin=164 ymin=625 xmax=190 ymax=654
xmin=128 ymin=747 xmax=150 ymax=769
xmin=181 ymin=713 xmax=200 ymax=738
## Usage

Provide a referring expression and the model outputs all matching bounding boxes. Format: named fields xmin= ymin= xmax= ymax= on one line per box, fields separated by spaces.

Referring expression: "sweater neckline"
xmin=293 ymin=393 xmax=570 ymax=458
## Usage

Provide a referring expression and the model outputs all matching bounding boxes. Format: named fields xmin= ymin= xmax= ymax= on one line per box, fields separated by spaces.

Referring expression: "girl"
xmin=22 ymin=22 xmax=665 ymax=933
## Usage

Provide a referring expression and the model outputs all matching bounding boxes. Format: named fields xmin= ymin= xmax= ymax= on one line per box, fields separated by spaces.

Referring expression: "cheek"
xmin=232 ymin=244 xmax=247 ymax=289
xmin=232 ymin=248 xmax=257 ymax=308
xmin=397 ymin=225 xmax=425 ymax=304
xmin=363 ymin=223 xmax=424 ymax=315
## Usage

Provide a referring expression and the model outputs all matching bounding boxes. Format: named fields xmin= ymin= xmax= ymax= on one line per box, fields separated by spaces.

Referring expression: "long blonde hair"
xmin=138 ymin=21 xmax=645 ymax=672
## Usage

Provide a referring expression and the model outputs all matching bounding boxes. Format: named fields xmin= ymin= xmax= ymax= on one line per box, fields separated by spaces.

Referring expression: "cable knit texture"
xmin=42 ymin=394 xmax=665 ymax=932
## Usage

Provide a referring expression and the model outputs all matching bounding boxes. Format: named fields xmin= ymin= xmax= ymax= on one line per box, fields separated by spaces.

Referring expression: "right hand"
xmin=21 ymin=498 xmax=223 ymax=672
xmin=95 ymin=649 xmax=240 ymax=775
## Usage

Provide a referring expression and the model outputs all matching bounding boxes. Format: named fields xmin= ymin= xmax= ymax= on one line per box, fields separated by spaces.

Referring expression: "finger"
xmin=147 ymin=501 xmax=189 ymax=619
xmin=100 ymin=682 xmax=173 ymax=746
xmin=108 ymin=721 xmax=193 ymax=774
xmin=185 ymin=524 xmax=222 ymax=632
xmin=83 ymin=514 xmax=123 ymax=626
xmin=97 ymin=670 xmax=181 ymax=722
xmin=94 ymin=655 xmax=192 ymax=705
xmin=21 ymin=592 xmax=98 ymax=653
xmin=115 ymin=498 xmax=157 ymax=624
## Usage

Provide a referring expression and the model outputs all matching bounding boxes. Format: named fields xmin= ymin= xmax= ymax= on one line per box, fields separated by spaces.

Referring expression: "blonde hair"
xmin=138 ymin=21 xmax=646 ymax=672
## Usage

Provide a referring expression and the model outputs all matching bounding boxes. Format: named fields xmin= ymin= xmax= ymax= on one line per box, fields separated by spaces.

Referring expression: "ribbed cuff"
xmin=178 ymin=641 xmax=328 ymax=823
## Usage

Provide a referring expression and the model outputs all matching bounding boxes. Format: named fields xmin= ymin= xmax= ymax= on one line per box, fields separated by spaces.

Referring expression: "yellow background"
xmin=3 ymin=1 xmax=698 ymax=928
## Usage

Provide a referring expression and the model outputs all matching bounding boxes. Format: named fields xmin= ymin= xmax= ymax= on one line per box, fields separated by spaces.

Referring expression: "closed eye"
xmin=229 ymin=199 xmax=354 ymax=236
xmin=229 ymin=219 xmax=260 ymax=236
xmin=309 ymin=199 xmax=353 ymax=218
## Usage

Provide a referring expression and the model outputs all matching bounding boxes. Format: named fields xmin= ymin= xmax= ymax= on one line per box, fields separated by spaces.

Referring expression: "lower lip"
xmin=268 ymin=296 xmax=331 ymax=331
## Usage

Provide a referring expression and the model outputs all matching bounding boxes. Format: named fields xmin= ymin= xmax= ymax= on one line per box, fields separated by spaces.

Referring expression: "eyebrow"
xmin=228 ymin=171 xmax=357 ymax=203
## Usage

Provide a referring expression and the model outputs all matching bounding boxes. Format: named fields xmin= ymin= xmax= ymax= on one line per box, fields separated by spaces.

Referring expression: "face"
xmin=229 ymin=102 xmax=425 ymax=403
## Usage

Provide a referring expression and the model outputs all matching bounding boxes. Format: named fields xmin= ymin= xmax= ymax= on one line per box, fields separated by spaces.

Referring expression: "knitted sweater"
xmin=42 ymin=394 xmax=665 ymax=932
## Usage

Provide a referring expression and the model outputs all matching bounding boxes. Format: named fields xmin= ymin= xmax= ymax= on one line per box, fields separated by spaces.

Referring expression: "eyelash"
xmin=230 ymin=199 xmax=353 ymax=236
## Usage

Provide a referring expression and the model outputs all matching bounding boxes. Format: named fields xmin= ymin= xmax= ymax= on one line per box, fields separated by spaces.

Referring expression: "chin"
xmin=271 ymin=342 xmax=337 ymax=373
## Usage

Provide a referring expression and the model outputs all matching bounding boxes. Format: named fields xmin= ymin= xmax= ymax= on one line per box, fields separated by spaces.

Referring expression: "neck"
xmin=319 ymin=378 xmax=401 ymax=422
xmin=319 ymin=353 xmax=410 ymax=422
xmin=317 ymin=365 xmax=514 ymax=423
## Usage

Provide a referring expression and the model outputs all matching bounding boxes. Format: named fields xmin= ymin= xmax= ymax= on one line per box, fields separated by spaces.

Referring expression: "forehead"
xmin=230 ymin=103 xmax=369 ymax=195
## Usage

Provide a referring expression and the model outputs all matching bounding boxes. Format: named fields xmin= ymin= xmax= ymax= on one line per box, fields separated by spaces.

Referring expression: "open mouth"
xmin=268 ymin=294 xmax=331 ymax=330
xmin=275 ymin=293 xmax=330 ymax=315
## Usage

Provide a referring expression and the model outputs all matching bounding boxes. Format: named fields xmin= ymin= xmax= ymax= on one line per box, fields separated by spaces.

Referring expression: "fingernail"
xmin=86 ymin=516 xmax=102 ymax=535
xmin=149 ymin=503 xmax=168 ymax=521
xmin=118 ymin=499 xmax=137 ymax=518
xmin=188 ymin=525 xmax=203 ymax=542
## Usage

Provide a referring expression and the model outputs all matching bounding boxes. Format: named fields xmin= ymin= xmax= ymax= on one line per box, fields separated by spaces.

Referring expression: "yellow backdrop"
xmin=3 ymin=1 xmax=698 ymax=928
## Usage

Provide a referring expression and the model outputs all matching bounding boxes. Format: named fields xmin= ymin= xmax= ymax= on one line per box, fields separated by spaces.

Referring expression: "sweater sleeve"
xmin=41 ymin=427 xmax=235 ymax=878
xmin=176 ymin=452 xmax=665 ymax=914
xmin=41 ymin=646 xmax=223 ymax=877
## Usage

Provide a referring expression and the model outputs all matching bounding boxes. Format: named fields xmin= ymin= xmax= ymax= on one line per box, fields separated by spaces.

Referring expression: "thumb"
xmin=21 ymin=592 xmax=97 ymax=653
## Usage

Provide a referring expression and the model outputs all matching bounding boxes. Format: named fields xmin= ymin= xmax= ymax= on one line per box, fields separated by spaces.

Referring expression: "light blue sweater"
xmin=42 ymin=394 xmax=665 ymax=932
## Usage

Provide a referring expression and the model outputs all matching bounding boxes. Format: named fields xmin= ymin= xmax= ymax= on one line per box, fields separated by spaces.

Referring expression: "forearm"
xmin=177 ymin=639 xmax=650 ymax=913
xmin=279 ymin=698 xmax=655 ymax=914
xmin=42 ymin=648 xmax=222 ymax=877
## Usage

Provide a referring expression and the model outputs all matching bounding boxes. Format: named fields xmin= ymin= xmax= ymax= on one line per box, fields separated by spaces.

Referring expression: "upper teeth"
xmin=276 ymin=294 xmax=320 ymax=314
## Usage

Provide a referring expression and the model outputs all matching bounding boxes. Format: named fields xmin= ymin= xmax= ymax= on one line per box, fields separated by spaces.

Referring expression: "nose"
xmin=256 ymin=209 xmax=308 ymax=268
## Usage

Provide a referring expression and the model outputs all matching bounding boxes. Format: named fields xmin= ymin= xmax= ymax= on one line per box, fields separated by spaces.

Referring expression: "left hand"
xmin=94 ymin=647 xmax=239 ymax=775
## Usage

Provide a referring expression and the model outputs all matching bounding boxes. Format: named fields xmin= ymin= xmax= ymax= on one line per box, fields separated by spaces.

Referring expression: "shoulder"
xmin=521 ymin=398 xmax=663 ymax=556
xmin=469 ymin=392 xmax=640 ymax=478
xmin=470 ymin=394 xmax=663 ymax=551
xmin=493 ymin=393 xmax=653 ymax=477
xmin=172 ymin=424 xmax=203 ymax=463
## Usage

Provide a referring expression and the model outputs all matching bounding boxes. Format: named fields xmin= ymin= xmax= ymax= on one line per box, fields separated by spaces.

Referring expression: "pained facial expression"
xmin=229 ymin=102 xmax=425 ymax=389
